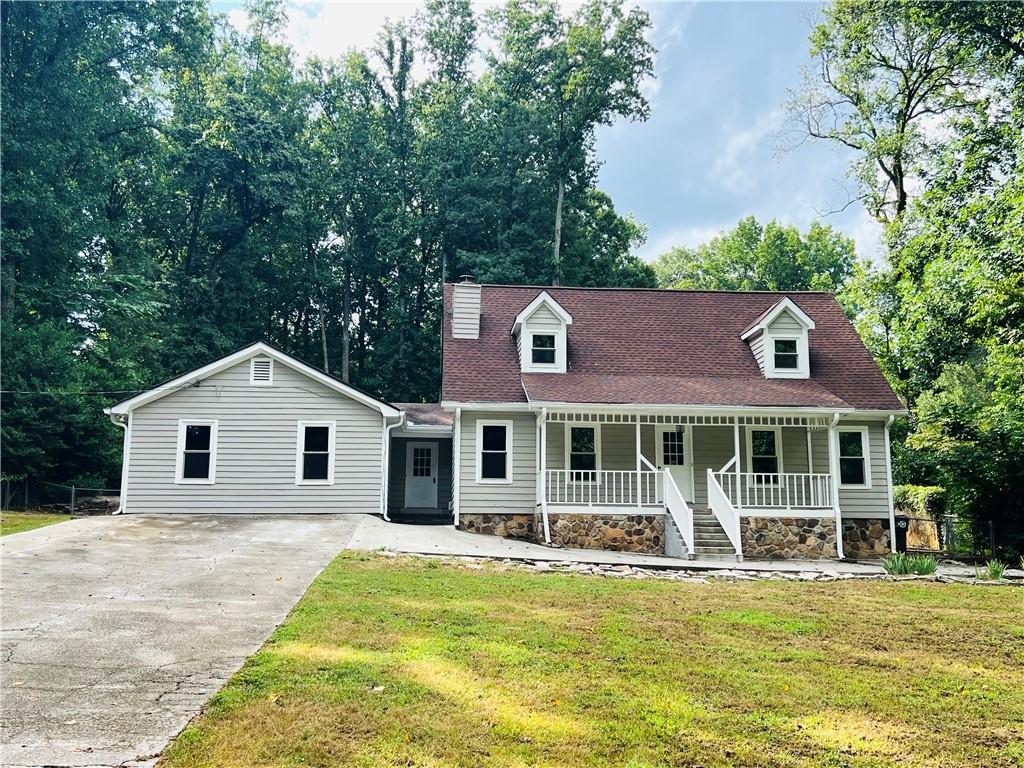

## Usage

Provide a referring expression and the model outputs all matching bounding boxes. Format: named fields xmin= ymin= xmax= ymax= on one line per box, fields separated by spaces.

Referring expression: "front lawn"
xmin=0 ymin=510 xmax=70 ymax=536
xmin=162 ymin=554 xmax=1024 ymax=768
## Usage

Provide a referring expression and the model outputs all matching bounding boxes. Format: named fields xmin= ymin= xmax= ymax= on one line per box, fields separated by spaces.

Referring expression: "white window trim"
xmin=528 ymin=332 xmax=560 ymax=369
xmin=521 ymin=325 xmax=568 ymax=373
xmin=175 ymin=419 xmax=218 ymax=485
xmin=765 ymin=332 xmax=810 ymax=379
xmin=250 ymin=357 xmax=274 ymax=385
xmin=564 ymin=422 xmax=602 ymax=479
xmin=476 ymin=419 xmax=513 ymax=484
xmin=295 ymin=420 xmax=336 ymax=486
xmin=745 ymin=426 xmax=784 ymax=483
xmin=837 ymin=425 xmax=872 ymax=489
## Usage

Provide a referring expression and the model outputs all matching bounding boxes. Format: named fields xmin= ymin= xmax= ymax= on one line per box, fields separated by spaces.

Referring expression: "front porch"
xmin=536 ymin=410 xmax=842 ymax=559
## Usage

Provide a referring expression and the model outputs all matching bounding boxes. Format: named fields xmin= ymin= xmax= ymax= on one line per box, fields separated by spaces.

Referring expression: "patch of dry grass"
xmin=161 ymin=553 xmax=1024 ymax=768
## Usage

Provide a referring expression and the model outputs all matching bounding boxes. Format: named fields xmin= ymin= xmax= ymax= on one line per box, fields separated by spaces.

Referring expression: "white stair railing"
xmin=707 ymin=468 xmax=743 ymax=559
xmin=662 ymin=468 xmax=693 ymax=557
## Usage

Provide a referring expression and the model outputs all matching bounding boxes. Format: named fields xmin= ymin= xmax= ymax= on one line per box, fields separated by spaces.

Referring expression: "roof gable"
xmin=511 ymin=291 xmax=573 ymax=335
xmin=107 ymin=342 xmax=401 ymax=417
xmin=740 ymin=297 xmax=816 ymax=340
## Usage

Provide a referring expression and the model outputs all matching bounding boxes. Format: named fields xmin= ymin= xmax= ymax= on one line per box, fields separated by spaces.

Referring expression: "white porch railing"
xmin=545 ymin=470 xmax=661 ymax=506
xmin=663 ymin=468 xmax=693 ymax=556
xmin=706 ymin=468 xmax=743 ymax=558
xmin=712 ymin=471 xmax=833 ymax=509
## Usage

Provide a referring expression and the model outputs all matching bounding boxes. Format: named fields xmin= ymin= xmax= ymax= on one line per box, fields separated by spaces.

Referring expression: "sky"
xmin=214 ymin=0 xmax=883 ymax=263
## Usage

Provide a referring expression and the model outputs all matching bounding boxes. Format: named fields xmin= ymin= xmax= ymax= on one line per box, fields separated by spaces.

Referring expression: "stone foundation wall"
xmin=741 ymin=516 xmax=838 ymax=559
xmin=539 ymin=512 xmax=664 ymax=554
xmin=458 ymin=513 xmax=535 ymax=540
xmin=843 ymin=518 xmax=891 ymax=559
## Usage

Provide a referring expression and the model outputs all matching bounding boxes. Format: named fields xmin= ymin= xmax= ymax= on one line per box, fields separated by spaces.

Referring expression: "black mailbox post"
xmin=894 ymin=515 xmax=909 ymax=553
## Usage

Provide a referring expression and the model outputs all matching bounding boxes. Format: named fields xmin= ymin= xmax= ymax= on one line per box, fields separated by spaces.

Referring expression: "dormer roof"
xmin=511 ymin=290 xmax=573 ymax=335
xmin=740 ymin=296 xmax=815 ymax=340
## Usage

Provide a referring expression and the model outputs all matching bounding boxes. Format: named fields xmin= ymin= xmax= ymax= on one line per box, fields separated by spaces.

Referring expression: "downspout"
xmin=884 ymin=414 xmax=896 ymax=553
xmin=540 ymin=407 xmax=550 ymax=543
xmin=380 ymin=411 xmax=406 ymax=521
xmin=106 ymin=411 xmax=129 ymax=515
xmin=452 ymin=408 xmax=462 ymax=527
xmin=828 ymin=412 xmax=845 ymax=559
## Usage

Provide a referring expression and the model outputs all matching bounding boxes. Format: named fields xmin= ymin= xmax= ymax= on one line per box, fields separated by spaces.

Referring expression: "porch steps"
xmin=689 ymin=508 xmax=741 ymax=561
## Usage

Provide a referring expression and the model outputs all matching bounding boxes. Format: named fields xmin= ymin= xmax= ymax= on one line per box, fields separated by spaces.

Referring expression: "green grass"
xmin=0 ymin=510 xmax=70 ymax=536
xmin=161 ymin=553 xmax=1024 ymax=768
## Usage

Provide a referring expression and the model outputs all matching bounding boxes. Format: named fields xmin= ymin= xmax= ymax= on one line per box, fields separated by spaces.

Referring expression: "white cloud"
xmin=712 ymin=107 xmax=785 ymax=194
xmin=636 ymin=223 xmax=728 ymax=261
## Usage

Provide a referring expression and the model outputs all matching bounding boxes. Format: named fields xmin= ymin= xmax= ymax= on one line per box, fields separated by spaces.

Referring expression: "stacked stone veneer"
xmin=842 ymin=518 xmax=891 ymax=559
xmin=539 ymin=512 xmax=664 ymax=554
xmin=458 ymin=513 xmax=535 ymax=540
xmin=740 ymin=516 xmax=838 ymax=559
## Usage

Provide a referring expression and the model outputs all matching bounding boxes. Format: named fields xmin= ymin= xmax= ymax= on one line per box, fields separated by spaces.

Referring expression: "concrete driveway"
xmin=1 ymin=514 xmax=360 ymax=768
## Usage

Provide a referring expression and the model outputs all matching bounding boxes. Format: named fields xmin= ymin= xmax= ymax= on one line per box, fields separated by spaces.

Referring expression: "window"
xmin=250 ymin=357 xmax=274 ymax=385
xmin=567 ymin=425 xmax=599 ymax=481
xmin=296 ymin=421 xmax=335 ymax=484
xmin=176 ymin=420 xmax=217 ymax=484
xmin=531 ymin=334 xmax=556 ymax=365
xmin=749 ymin=428 xmax=780 ymax=479
xmin=412 ymin=446 xmax=432 ymax=477
xmin=773 ymin=339 xmax=799 ymax=370
xmin=661 ymin=428 xmax=685 ymax=466
xmin=477 ymin=420 xmax=512 ymax=483
xmin=838 ymin=427 xmax=870 ymax=487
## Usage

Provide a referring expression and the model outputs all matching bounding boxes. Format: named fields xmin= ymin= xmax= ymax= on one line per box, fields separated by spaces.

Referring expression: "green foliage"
xmin=881 ymin=553 xmax=937 ymax=576
xmin=1 ymin=0 xmax=658 ymax=484
xmin=977 ymin=560 xmax=1006 ymax=582
xmin=653 ymin=217 xmax=856 ymax=293
xmin=893 ymin=485 xmax=945 ymax=519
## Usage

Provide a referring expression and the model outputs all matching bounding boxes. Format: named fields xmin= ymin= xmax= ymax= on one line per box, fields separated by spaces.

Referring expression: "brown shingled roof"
xmin=441 ymin=284 xmax=904 ymax=411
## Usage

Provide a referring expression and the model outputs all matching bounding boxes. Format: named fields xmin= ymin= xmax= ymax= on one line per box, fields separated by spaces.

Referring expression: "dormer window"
xmin=773 ymin=338 xmax=799 ymax=370
xmin=740 ymin=297 xmax=815 ymax=380
xmin=512 ymin=291 xmax=572 ymax=374
xmin=531 ymin=334 xmax=556 ymax=365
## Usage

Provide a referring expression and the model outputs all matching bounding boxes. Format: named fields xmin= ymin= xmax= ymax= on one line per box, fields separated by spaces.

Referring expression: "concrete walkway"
xmin=1 ymin=515 xmax=360 ymax=768
xmin=350 ymin=516 xmax=891 ymax=574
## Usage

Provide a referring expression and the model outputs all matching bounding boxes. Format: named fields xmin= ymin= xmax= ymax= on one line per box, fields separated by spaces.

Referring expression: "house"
xmin=106 ymin=279 xmax=905 ymax=561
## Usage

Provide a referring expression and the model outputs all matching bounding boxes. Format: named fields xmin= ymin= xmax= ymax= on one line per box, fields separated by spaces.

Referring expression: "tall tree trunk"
xmin=341 ymin=262 xmax=351 ymax=383
xmin=552 ymin=176 xmax=564 ymax=286
xmin=310 ymin=245 xmax=329 ymax=371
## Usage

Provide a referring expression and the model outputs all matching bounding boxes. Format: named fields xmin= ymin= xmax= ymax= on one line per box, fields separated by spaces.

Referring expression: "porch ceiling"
xmin=544 ymin=411 xmax=832 ymax=429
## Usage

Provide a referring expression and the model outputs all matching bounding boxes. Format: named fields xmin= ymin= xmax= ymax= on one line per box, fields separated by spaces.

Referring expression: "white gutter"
xmin=380 ymin=412 xmax=406 ymax=521
xmin=452 ymin=408 xmax=462 ymax=526
xmin=884 ymin=414 xmax=896 ymax=552
xmin=828 ymin=412 xmax=844 ymax=559
xmin=539 ymin=407 xmax=550 ymax=543
xmin=104 ymin=410 xmax=129 ymax=515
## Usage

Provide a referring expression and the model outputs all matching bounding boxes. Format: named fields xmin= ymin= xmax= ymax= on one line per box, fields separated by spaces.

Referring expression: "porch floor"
xmin=351 ymin=516 xmax=896 ymax=575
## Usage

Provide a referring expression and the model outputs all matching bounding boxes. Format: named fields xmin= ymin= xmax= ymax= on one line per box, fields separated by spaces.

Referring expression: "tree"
xmin=653 ymin=217 xmax=856 ymax=293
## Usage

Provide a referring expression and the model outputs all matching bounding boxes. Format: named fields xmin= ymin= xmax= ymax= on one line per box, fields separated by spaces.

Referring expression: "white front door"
xmin=404 ymin=442 xmax=438 ymax=508
xmin=656 ymin=426 xmax=693 ymax=501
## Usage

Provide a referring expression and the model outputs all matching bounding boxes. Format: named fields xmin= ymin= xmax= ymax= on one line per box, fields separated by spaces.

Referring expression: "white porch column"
xmin=635 ymin=416 xmax=642 ymax=509
xmin=540 ymin=408 xmax=550 ymax=543
xmin=733 ymin=418 xmax=742 ymax=509
xmin=828 ymin=412 xmax=845 ymax=559
xmin=452 ymin=408 xmax=461 ymax=526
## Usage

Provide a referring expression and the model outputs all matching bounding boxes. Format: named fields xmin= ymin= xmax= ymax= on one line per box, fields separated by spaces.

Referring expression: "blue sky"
xmin=216 ymin=1 xmax=882 ymax=262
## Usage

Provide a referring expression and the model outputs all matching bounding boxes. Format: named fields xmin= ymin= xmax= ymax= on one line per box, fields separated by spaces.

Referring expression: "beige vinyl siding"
xmin=837 ymin=420 xmax=890 ymax=518
xmin=749 ymin=333 xmax=766 ymax=373
xmin=766 ymin=311 xmax=804 ymax=334
xmin=459 ymin=411 xmax=537 ymax=515
xmin=126 ymin=359 xmax=384 ymax=514
xmin=523 ymin=304 xmax=563 ymax=334
xmin=545 ymin=423 xmax=566 ymax=469
xmin=781 ymin=427 xmax=811 ymax=472
xmin=451 ymin=282 xmax=482 ymax=338
xmin=691 ymin=426 xmax=734 ymax=505
xmin=388 ymin=437 xmax=453 ymax=513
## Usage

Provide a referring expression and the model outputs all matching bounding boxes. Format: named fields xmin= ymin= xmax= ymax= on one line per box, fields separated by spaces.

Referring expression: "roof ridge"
xmin=444 ymin=282 xmax=836 ymax=296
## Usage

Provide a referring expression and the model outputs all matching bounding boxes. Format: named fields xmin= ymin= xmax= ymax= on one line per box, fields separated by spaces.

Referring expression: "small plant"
xmin=977 ymin=559 xmax=1006 ymax=581
xmin=882 ymin=552 xmax=937 ymax=575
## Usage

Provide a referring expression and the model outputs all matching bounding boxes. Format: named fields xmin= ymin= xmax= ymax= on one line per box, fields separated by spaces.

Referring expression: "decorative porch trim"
xmin=544 ymin=411 xmax=832 ymax=428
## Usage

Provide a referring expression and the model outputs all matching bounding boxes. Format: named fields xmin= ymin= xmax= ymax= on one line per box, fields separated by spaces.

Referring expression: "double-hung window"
xmin=748 ymin=428 xmax=780 ymax=482
xmin=567 ymin=425 xmax=599 ymax=482
xmin=773 ymin=338 xmax=799 ymax=370
xmin=531 ymin=334 xmax=556 ymax=365
xmin=477 ymin=420 xmax=512 ymax=483
xmin=176 ymin=420 xmax=217 ymax=484
xmin=838 ymin=427 xmax=870 ymax=488
xmin=296 ymin=421 xmax=335 ymax=485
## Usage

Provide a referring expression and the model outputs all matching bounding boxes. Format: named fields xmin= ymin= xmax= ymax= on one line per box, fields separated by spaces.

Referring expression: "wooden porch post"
xmin=733 ymin=418 xmax=742 ymax=509
xmin=635 ymin=415 xmax=642 ymax=509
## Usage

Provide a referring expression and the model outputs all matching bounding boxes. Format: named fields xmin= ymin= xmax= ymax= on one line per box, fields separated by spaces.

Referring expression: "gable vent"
xmin=250 ymin=357 xmax=273 ymax=385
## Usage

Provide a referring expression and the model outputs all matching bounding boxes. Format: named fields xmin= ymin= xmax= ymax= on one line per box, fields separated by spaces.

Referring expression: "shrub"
xmin=882 ymin=552 xmax=938 ymax=575
xmin=977 ymin=560 xmax=1006 ymax=581
xmin=893 ymin=485 xmax=946 ymax=518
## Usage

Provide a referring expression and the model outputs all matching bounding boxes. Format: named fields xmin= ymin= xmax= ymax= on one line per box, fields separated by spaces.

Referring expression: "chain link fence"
xmin=1 ymin=477 xmax=120 ymax=516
